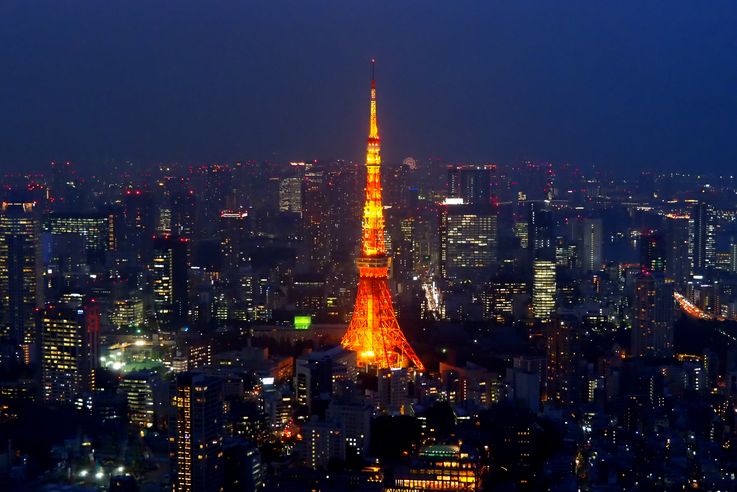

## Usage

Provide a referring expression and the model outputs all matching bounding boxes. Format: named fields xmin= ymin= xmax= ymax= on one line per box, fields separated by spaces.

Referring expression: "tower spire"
xmin=341 ymin=60 xmax=424 ymax=371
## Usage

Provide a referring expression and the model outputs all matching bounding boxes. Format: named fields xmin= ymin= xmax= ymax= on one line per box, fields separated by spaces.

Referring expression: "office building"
xmin=631 ymin=273 xmax=675 ymax=358
xmin=528 ymin=202 xmax=554 ymax=260
xmin=110 ymin=295 xmax=145 ymax=330
xmin=151 ymin=235 xmax=189 ymax=329
xmin=691 ymin=202 xmax=715 ymax=273
xmin=580 ymin=218 xmax=603 ymax=272
xmin=532 ymin=260 xmax=556 ymax=319
xmin=0 ymin=201 xmax=43 ymax=358
xmin=120 ymin=371 xmax=159 ymax=430
xmin=665 ymin=214 xmax=691 ymax=287
xmin=447 ymin=165 xmax=494 ymax=205
xmin=640 ymin=230 xmax=667 ymax=274
xmin=278 ymin=177 xmax=303 ymax=213
xmin=545 ymin=316 xmax=581 ymax=406
xmin=295 ymin=346 xmax=357 ymax=415
xmin=219 ymin=210 xmax=249 ymax=281
xmin=45 ymin=213 xmax=109 ymax=266
xmin=170 ymin=372 xmax=224 ymax=492
xmin=223 ymin=439 xmax=263 ymax=492
xmin=41 ymin=300 xmax=100 ymax=404
xmin=439 ymin=202 xmax=498 ymax=280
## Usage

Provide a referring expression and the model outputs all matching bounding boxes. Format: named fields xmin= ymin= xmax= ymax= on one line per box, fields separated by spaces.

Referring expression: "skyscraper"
xmin=278 ymin=177 xmax=303 ymax=213
xmin=545 ymin=315 xmax=581 ymax=406
xmin=532 ymin=260 xmax=556 ymax=320
xmin=341 ymin=61 xmax=423 ymax=371
xmin=41 ymin=300 xmax=99 ymax=404
xmin=640 ymin=229 xmax=667 ymax=274
xmin=45 ymin=213 xmax=110 ymax=267
xmin=439 ymin=202 xmax=498 ymax=281
xmin=152 ymin=235 xmax=189 ymax=330
xmin=665 ymin=214 xmax=690 ymax=287
xmin=218 ymin=210 xmax=249 ymax=282
xmin=170 ymin=372 xmax=224 ymax=492
xmin=0 ymin=201 xmax=43 ymax=360
xmin=581 ymin=218 xmax=603 ymax=272
xmin=528 ymin=202 xmax=554 ymax=260
xmin=447 ymin=165 xmax=494 ymax=205
xmin=120 ymin=370 xmax=159 ymax=430
xmin=631 ymin=273 xmax=674 ymax=358
xmin=691 ymin=202 xmax=715 ymax=273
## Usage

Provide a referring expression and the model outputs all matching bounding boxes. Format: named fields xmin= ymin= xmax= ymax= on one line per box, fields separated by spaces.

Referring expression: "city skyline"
xmin=3 ymin=4 xmax=737 ymax=492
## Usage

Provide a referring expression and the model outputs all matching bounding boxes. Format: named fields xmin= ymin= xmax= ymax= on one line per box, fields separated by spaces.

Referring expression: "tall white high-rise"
xmin=532 ymin=260 xmax=556 ymax=319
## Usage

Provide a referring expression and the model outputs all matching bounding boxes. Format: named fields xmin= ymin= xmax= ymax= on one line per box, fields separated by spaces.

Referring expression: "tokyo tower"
xmin=341 ymin=60 xmax=424 ymax=371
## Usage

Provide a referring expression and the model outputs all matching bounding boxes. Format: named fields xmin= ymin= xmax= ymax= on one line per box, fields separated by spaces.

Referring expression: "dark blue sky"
xmin=1 ymin=1 xmax=736 ymax=173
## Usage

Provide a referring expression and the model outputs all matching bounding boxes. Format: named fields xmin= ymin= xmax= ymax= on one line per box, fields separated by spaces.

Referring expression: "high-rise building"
xmin=730 ymin=242 xmax=737 ymax=273
xmin=123 ymin=189 xmax=156 ymax=262
xmin=120 ymin=371 xmax=159 ymax=430
xmin=170 ymin=372 xmax=224 ymax=492
xmin=301 ymin=168 xmax=331 ymax=272
xmin=295 ymin=346 xmax=357 ymax=415
xmin=532 ymin=260 xmax=556 ymax=319
xmin=151 ymin=235 xmax=189 ymax=329
xmin=665 ymin=214 xmax=690 ymax=287
xmin=325 ymin=399 xmax=372 ymax=456
xmin=218 ymin=210 xmax=249 ymax=281
xmin=297 ymin=417 xmax=344 ymax=469
xmin=278 ymin=177 xmax=303 ymax=213
xmin=439 ymin=361 xmax=498 ymax=408
xmin=340 ymin=61 xmax=423 ymax=371
xmin=482 ymin=280 xmax=528 ymax=323
xmin=545 ymin=315 xmax=580 ymax=406
xmin=0 ymin=201 xmax=43 ymax=358
xmin=691 ymin=202 xmax=715 ymax=273
xmin=45 ymin=213 xmax=109 ymax=266
xmin=640 ymin=229 xmax=667 ymax=274
xmin=41 ymin=300 xmax=100 ymax=404
xmin=528 ymin=202 xmax=554 ymax=260
xmin=447 ymin=165 xmax=494 ymax=205
xmin=631 ymin=273 xmax=674 ymax=358
xmin=581 ymin=218 xmax=603 ymax=272
xmin=110 ymin=295 xmax=145 ymax=330
xmin=439 ymin=202 xmax=498 ymax=281
xmin=222 ymin=439 xmax=263 ymax=492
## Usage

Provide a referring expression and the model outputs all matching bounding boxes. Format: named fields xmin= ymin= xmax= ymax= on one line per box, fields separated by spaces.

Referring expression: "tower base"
xmin=342 ymin=269 xmax=424 ymax=371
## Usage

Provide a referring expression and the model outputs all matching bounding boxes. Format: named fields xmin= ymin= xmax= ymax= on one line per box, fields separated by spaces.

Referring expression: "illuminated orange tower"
xmin=341 ymin=60 xmax=424 ymax=371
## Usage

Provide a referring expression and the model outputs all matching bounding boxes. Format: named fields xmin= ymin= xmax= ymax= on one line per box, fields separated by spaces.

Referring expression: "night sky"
xmin=2 ymin=1 xmax=736 ymax=173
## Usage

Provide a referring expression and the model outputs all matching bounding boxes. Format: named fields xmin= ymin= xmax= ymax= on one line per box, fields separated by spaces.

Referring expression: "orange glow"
xmin=341 ymin=61 xmax=424 ymax=371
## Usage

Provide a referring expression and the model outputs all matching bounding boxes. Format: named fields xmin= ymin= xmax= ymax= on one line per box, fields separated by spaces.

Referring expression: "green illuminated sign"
xmin=294 ymin=315 xmax=312 ymax=330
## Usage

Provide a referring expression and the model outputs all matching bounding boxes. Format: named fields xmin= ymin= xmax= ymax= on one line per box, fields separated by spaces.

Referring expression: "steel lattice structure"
xmin=341 ymin=60 xmax=424 ymax=371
